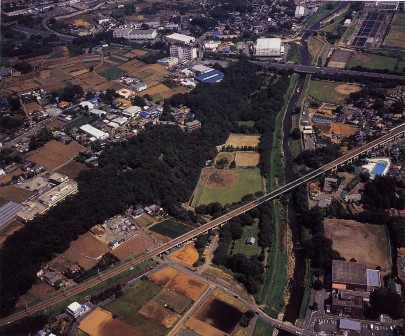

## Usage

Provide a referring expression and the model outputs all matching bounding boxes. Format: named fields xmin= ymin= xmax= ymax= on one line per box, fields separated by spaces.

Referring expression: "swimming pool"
xmin=370 ymin=160 xmax=388 ymax=178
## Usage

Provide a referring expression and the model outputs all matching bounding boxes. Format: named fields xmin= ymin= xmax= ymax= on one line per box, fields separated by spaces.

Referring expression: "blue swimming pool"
xmin=370 ymin=160 xmax=388 ymax=178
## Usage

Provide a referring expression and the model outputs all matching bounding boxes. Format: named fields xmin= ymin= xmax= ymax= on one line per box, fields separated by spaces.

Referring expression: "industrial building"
xmin=17 ymin=201 xmax=48 ymax=223
xmin=254 ymin=38 xmax=284 ymax=57
xmin=80 ymin=124 xmax=109 ymax=140
xmin=185 ymin=120 xmax=201 ymax=132
xmin=170 ymin=45 xmax=198 ymax=61
xmin=295 ymin=5 xmax=308 ymax=18
xmin=157 ymin=57 xmax=179 ymax=67
xmin=194 ymin=69 xmax=224 ymax=84
xmin=38 ymin=180 xmax=78 ymax=207
xmin=166 ymin=33 xmax=195 ymax=45
xmin=113 ymin=28 xmax=157 ymax=40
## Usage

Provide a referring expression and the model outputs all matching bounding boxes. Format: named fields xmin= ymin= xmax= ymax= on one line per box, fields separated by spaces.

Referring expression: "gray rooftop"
xmin=339 ymin=319 xmax=361 ymax=331
xmin=366 ymin=269 xmax=381 ymax=287
xmin=0 ymin=201 xmax=23 ymax=228
xmin=332 ymin=260 xmax=367 ymax=286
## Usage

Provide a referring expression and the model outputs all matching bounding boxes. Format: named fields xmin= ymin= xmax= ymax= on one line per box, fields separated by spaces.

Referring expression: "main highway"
xmin=1 ymin=123 xmax=405 ymax=329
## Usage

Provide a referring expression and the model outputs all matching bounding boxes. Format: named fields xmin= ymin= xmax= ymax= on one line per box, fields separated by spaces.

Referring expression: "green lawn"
xmin=98 ymin=67 xmax=127 ymax=80
xmin=253 ymin=318 xmax=274 ymax=336
xmin=104 ymin=280 xmax=167 ymax=336
xmin=299 ymin=264 xmax=313 ymax=319
xmin=192 ymin=168 xmax=264 ymax=207
xmin=384 ymin=13 xmax=405 ymax=48
xmin=347 ymin=54 xmax=398 ymax=71
xmin=305 ymin=2 xmax=339 ymax=28
xmin=149 ymin=219 xmax=192 ymax=238
xmin=64 ymin=116 xmax=92 ymax=131
xmin=286 ymin=43 xmax=301 ymax=64
xmin=232 ymin=224 xmax=262 ymax=257
xmin=308 ymin=80 xmax=348 ymax=104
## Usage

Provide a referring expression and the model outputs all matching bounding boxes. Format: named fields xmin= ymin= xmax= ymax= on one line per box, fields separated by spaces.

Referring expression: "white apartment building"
xmin=113 ymin=28 xmax=157 ymax=40
xmin=170 ymin=45 xmax=197 ymax=61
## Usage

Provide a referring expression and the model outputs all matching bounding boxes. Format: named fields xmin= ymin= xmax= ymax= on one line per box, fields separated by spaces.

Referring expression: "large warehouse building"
xmin=255 ymin=38 xmax=284 ymax=57
xmin=166 ymin=33 xmax=195 ymax=45
xmin=113 ymin=28 xmax=157 ymax=40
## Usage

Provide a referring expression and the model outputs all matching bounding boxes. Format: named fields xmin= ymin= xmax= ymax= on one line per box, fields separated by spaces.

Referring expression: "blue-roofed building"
xmin=195 ymin=69 xmax=224 ymax=84
xmin=0 ymin=69 xmax=13 ymax=78
xmin=140 ymin=111 xmax=150 ymax=118
xmin=0 ymin=201 xmax=23 ymax=229
xmin=211 ymin=31 xmax=222 ymax=38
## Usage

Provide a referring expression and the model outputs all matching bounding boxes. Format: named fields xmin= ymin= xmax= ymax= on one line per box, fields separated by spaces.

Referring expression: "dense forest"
xmin=0 ymin=60 xmax=293 ymax=316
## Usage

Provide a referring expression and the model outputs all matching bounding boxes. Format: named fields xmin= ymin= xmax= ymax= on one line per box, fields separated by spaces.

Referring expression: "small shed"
xmin=246 ymin=237 xmax=255 ymax=245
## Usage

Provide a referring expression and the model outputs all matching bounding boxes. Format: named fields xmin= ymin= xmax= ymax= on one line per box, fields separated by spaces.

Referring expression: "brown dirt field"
xmin=235 ymin=152 xmax=260 ymax=167
xmin=225 ymin=134 xmax=260 ymax=147
xmin=335 ymin=84 xmax=362 ymax=95
xmin=354 ymin=54 xmax=372 ymax=62
xmin=160 ymin=87 xmax=189 ymax=99
xmin=0 ymin=169 xmax=23 ymax=184
xmin=61 ymin=249 xmax=97 ymax=270
xmin=112 ymin=233 xmax=152 ymax=260
xmin=29 ymin=281 xmax=55 ymax=299
xmin=27 ymin=140 xmax=84 ymax=170
xmin=42 ymin=82 xmax=67 ymax=92
xmin=333 ymin=123 xmax=359 ymax=137
xmin=70 ymin=69 xmax=89 ymax=77
xmin=150 ymin=266 xmax=209 ymax=301
xmin=95 ymin=63 xmax=115 ymax=73
xmin=46 ymin=119 xmax=66 ymax=130
xmin=141 ymin=84 xmax=171 ymax=96
xmin=79 ymin=73 xmax=107 ymax=87
xmin=169 ymin=243 xmax=199 ymax=266
xmin=324 ymin=219 xmax=391 ymax=270
xmin=214 ymin=152 xmax=235 ymax=164
xmin=0 ymin=185 xmax=34 ymax=203
xmin=0 ymin=220 xmax=23 ymax=248
xmin=185 ymin=317 xmax=224 ymax=336
xmin=138 ymin=301 xmax=181 ymax=328
xmin=95 ymin=81 xmax=123 ymax=91
xmin=56 ymin=160 xmax=89 ymax=180
xmin=153 ymin=290 xmax=192 ymax=314
xmin=24 ymin=101 xmax=43 ymax=114
xmin=200 ymin=169 xmax=237 ymax=189
xmin=117 ymin=59 xmax=145 ymax=72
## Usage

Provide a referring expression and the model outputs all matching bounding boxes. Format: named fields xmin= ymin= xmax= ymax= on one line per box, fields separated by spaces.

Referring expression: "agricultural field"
xmin=235 ymin=152 xmax=260 ymax=167
xmin=134 ymin=213 xmax=156 ymax=227
xmin=149 ymin=219 xmax=192 ymax=238
xmin=347 ymin=53 xmax=398 ymax=71
xmin=150 ymin=266 xmax=209 ymax=301
xmin=0 ymin=185 xmax=35 ymax=203
xmin=232 ymin=224 xmax=262 ymax=257
xmin=98 ymin=67 xmax=128 ymax=80
xmin=27 ymin=140 xmax=84 ymax=170
xmin=152 ymin=290 xmax=193 ymax=314
xmin=169 ymin=243 xmax=199 ymax=266
xmin=56 ymin=160 xmax=89 ymax=180
xmin=225 ymin=134 xmax=260 ymax=147
xmin=384 ymin=13 xmax=405 ymax=48
xmin=308 ymin=35 xmax=328 ymax=66
xmin=0 ymin=169 xmax=23 ymax=185
xmin=192 ymin=168 xmax=263 ymax=207
xmin=324 ymin=219 xmax=391 ymax=271
xmin=111 ymin=232 xmax=152 ymax=260
xmin=308 ymin=80 xmax=361 ymax=104
xmin=138 ymin=301 xmax=181 ymax=328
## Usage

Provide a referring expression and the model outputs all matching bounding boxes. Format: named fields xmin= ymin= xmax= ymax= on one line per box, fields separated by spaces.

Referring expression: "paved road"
xmin=11 ymin=25 xmax=75 ymax=42
xmin=2 ymin=124 xmax=404 ymax=328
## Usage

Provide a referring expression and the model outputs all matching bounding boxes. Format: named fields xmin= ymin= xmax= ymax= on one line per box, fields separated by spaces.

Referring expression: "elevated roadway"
xmin=1 ymin=123 xmax=405 ymax=329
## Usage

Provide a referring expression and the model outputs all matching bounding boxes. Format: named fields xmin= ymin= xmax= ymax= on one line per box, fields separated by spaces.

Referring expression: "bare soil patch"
xmin=169 ymin=243 xmax=199 ymax=266
xmin=27 ymin=140 xmax=84 ymax=170
xmin=138 ymin=300 xmax=181 ymax=328
xmin=141 ymin=84 xmax=171 ymax=96
xmin=46 ymin=119 xmax=66 ymax=130
xmin=225 ymin=134 xmax=260 ymax=147
xmin=150 ymin=266 xmax=208 ymax=301
xmin=185 ymin=317 xmax=224 ymax=336
xmin=56 ymin=160 xmax=89 ymax=180
xmin=354 ymin=54 xmax=372 ymax=62
xmin=324 ymin=219 xmax=391 ymax=270
xmin=199 ymin=169 xmax=237 ymax=189
xmin=0 ymin=169 xmax=23 ymax=185
xmin=0 ymin=185 xmax=34 ymax=203
xmin=152 ymin=289 xmax=192 ymax=314
xmin=111 ymin=233 xmax=152 ymax=260
xmin=235 ymin=152 xmax=260 ymax=167
xmin=29 ymin=281 xmax=55 ymax=299
xmin=335 ymin=84 xmax=362 ymax=95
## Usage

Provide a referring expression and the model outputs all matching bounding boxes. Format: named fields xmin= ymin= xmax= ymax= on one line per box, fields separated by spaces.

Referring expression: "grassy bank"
xmin=299 ymin=262 xmax=313 ymax=319
xmin=305 ymin=2 xmax=339 ymax=28
xmin=287 ymin=43 xmax=301 ymax=64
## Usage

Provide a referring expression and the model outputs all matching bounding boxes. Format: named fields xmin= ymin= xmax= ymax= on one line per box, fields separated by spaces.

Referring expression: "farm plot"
xmin=0 ymin=170 xmax=23 ymax=185
xmin=56 ymin=160 xmax=89 ymax=180
xmin=384 ymin=13 xmax=405 ymax=48
xmin=141 ymin=84 xmax=171 ymax=97
xmin=149 ymin=219 xmax=192 ymax=238
xmin=104 ymin=280 xmax=166 ymax=336
xmin=99 ymin=67 xmax=128 ymax=80
xmin=169 ymin=244 xmax=199 ymax=266
xmin=324 ymin=219 xmax=391 ymax=271
xmin=235 ymin=152 xmax=260 ymax=167
xmin=308 ymin=80 xmax=361 ymax=104
xmin=27 ymin=140 xmax=84 ymax=170
xmin=347 ymin=53 xmax=398 ymax=71
xmin=134 ymin=213 xmax=156 ymax=227
xmin=152 ymin=290 xmax=193 ymax=314
xmin=225 ymin=134 xmax=260 ymax=147
xmin=138 ymin=301 xmax=181 ymax=328
xmin=111 ymin=232 xmax=152 ymax=260
xmin=192 ymin=168 xmax=263 ymax=207
xmin=150 ymin=266 xmax=209 ymax=301
xmin=117 ymin=59 xmax=144 ymax=72
xmin=0 ymin=185 xmax=34 ymax=203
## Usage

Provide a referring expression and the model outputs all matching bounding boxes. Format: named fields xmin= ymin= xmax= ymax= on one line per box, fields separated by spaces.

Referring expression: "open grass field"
xmin=56 ymin=160 xmax=89 ymax=180
xmin=104 ymin=280 xmax=166 ymax=336
xmin=179 ymin=328 xmax=202 ymax=336
xmin=0 ymin=220 xmax=23 ymax=248
xmin=235 ymin=152 xmax=260 ymax=167
xmin=169 ymin=243 xmax=199 ymax=266
xmin=192 ymin=168 xmax=263 ymax=207
xmin=238 ymin=120 xmax=255 ymax=127
xmin=149 ymin=219 xmax=192 ymax=238
xmin=308 ymin=80 xmax=361 ymax=104
xmin=225 ymin=134 xmax=260 ymax=147
xmin=347 ymin=53 xmax=398 ymax=71
xmin=152 ymin=290 xmax=193 ymax=314
xmin=150 ymin=266 xmax=208 ymax=301
xmin=99 ymin=67 xmax=128 ymax=80
xmin=0 ymin=185 xmax=35 ymax=203
xmin=232 ymin=224 xmax=262 ymax=257
xmin=384 ymin=13 xmax=405 ymax=48
xmin=308 ymin=36 xmax=328 ymax=66
xmin=111 ymin=232 xmax=152 ymax=260
xmin=324 ymin=219 xmax=391 ymax=271
xmin=79 ymin=308 xmax=146 ymax=336
xmin=253 ymin=319 xmax=274 ymax=336
xmin=27 ymin=140 xmax=84 ymax=170
xmin=134 ymin=213 xmax=155 ymax=227
xmin=138 ymin=301 xmax=181 ymax=328
xmin=286 ymin=42 xmax=301 ymax=64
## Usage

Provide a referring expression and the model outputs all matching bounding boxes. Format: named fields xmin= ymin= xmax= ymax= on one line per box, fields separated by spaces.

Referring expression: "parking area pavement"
xmin=314 ymin=317 xmax=338 ymax=333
